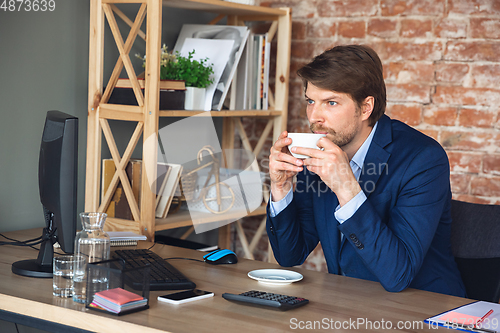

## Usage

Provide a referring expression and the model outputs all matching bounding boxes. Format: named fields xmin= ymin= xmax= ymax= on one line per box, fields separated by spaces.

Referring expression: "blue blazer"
xmin=267 ymin=115 xmax=466 ymax=297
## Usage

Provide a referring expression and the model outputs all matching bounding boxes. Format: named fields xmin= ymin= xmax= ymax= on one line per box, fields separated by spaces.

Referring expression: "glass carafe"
xmin=72 ymin=212 xmax=110 ymax=303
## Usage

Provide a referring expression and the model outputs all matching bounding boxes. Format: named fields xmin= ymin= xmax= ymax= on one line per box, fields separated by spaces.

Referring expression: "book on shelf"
xmin=240 ymin=32 xmax=270 ymax=111
xmin=235 ymin=32 xmax=252 ymax=110
xmin=155 ymin=163 xmax=172 ymax=208
xmin=155 ymin=163 xmax=183 ymax=218
xmin=102 ymin=159 xmax=141 ymax=220
xmin=262 ymin=34 xmax=270 ymax=111
xmin=90 ymin=288 xmax=147 ymax=314
xmin=102 ymin=160 xmax=177 ymax=221
xmin=254 ymin=33 xmax=270 ymax=110
xmin=173 ymin=24 xmax=250 ymax=111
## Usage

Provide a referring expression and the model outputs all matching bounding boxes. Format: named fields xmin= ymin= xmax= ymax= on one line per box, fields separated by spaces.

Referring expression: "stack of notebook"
xmin=90 ymin=288 xmax=147 ymax=314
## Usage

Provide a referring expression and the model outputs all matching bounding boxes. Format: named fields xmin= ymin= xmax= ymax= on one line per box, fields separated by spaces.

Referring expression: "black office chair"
xmin=450 ymin=199 xmax=500 ymax=303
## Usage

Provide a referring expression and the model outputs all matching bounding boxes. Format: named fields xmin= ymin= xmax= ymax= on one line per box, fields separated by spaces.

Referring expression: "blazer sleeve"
xmin=266 ymin=172 xmax=320 ymax=267
xmin=338 ymin=144 xmax=451 ymax=292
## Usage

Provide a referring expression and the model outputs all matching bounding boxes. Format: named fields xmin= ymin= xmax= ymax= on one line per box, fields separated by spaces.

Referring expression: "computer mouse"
xmin=203 ymin=249 xmax=238 ymax=265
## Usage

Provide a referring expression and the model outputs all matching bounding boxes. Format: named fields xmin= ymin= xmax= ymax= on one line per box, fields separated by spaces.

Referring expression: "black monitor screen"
xmin=12 ymin=110 xmax=78 ymax=278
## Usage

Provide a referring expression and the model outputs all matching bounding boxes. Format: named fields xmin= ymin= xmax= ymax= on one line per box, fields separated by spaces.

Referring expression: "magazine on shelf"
xmin=155 ymin=163 xmax=183 ymax=218
xmin=174 ymin=24 xmax=250 ymax=111
xmin=176 ymin=38 xmax=234 ymax=111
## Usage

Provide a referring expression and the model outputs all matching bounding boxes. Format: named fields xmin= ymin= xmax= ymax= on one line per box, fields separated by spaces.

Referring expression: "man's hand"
xmin=269 ymin=131 xmax=304 ymax=202
xmin=291 ymin=137 xmax=361 ymax=206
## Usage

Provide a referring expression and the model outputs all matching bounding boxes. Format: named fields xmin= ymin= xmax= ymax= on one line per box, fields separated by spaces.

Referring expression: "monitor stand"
xmin=11 ymin=227 xmax=54 ymax=278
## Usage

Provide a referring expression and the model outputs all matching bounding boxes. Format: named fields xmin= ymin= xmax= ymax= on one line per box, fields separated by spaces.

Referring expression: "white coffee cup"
xmin=287 ymin=133 xmax=326 ymax=159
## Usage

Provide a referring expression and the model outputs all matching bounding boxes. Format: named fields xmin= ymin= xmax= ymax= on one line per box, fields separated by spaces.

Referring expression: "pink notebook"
xmin=95 ymin=288 xmax=143 ymax=305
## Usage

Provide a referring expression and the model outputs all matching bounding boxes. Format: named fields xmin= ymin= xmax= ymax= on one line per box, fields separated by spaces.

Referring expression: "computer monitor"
xmin=12 ymin=111 xmax=78 ymax=278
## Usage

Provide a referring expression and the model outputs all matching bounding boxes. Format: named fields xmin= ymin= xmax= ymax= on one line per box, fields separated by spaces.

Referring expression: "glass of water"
xmin=53 ymin=255 xmax=81 ymax=297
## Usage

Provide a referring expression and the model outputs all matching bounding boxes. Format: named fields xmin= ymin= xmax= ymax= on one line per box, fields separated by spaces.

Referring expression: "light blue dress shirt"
xmin=270 ymin=122 xmax=378 ymax=223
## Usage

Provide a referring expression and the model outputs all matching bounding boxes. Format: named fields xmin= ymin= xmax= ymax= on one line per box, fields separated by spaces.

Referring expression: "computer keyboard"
xmin=112 ymin=249 xmax=196 ymax=291
xmin=222 ymin=290 xmax=309 ymax=311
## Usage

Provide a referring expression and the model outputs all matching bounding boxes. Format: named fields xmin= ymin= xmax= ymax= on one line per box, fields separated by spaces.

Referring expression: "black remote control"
xmin=222 ymin=290 xmax=309 ymax=311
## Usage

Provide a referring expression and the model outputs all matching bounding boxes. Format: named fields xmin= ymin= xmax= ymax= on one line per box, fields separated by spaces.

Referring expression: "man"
xmin=267 ymin=44 xmax=466 ymax=296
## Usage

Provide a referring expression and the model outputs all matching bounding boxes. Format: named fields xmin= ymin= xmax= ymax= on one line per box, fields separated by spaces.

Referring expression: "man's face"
xmin=305 ymin=83 xmax=365 ymax=151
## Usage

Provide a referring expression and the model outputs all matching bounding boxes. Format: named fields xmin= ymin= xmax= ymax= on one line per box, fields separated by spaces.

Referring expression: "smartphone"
xmin=157 ymin=289 xmax=214 ymax=304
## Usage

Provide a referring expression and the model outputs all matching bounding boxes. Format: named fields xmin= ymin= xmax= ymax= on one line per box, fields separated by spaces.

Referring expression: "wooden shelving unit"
xmin=85 ymin=0 xmax=291 ymax=253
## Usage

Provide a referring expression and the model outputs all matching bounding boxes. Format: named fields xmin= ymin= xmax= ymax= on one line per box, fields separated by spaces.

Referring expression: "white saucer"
xmin=248 ymin=269 xmax=303 ymax=285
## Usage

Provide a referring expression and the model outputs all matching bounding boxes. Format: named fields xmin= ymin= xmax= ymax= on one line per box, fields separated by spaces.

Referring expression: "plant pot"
xmin=184 ymin=87 xmax=206 ymax=110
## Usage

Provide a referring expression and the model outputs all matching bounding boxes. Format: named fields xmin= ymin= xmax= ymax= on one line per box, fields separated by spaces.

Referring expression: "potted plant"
xmin=137 ymin=45 xmax=214 ymax=110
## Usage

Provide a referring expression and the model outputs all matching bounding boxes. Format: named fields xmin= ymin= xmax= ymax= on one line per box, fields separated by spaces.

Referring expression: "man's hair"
xmin=297 ymin=44 xmax=386 ymax=126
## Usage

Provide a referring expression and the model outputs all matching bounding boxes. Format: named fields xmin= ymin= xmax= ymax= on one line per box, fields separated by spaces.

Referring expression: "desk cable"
xmin=0 ymin=232 xmax=65 ymax=255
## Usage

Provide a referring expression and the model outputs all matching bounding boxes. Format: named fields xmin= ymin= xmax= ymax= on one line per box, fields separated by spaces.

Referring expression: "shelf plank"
xmin=159 ymin=110 xmax=282 ymax=117
xmin=162 ymin=0 xmax=286 ymax=17
xmin=154 ymin=204 xmax=267 ymax=230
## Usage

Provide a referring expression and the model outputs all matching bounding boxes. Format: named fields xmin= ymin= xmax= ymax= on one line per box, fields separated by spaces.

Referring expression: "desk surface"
xmin=0 ymin=228 xmax=473 ymax=332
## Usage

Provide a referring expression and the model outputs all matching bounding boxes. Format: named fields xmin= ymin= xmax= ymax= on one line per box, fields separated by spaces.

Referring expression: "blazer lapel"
xmin=358 ymin=115 xmax=392 ymax=198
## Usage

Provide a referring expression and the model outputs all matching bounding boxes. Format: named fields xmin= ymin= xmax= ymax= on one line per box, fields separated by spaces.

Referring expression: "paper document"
xmin=425 ymin=301 xmax=500 ymax=332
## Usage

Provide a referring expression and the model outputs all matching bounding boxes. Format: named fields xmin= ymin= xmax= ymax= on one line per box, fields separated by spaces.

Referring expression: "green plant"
xmin=137 ymin=45 xmax=214 ymax=88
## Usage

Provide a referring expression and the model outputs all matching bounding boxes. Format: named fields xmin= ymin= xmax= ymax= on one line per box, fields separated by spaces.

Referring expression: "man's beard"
xmin=309 ymin=124 xmax=357 ymax=148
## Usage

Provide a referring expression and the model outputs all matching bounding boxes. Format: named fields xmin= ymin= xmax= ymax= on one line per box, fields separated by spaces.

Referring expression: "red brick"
xmin=433 ymin=86 xmax=500 ymax=107
xmin=301 ymin=244 xmax=327 ymax=272
xmin=435 ymin=18 xmax=467 ymax=39
xmin=419 ymin=128 xmax=439 ymax=141
xmin=312 ymin=40 xmax=339 ymax=58
xmin=367 ymin=19 xmax=398 ymax=38
xmin=381 ymin=0 xmax=445 ymax=16
xmin=290 ymin=60 xmax=309 ymax=80
xmin=445 ymin=41 xmax=500 ymax=62
xmin=423 ymin=106 xmax=458 ymax=126
xmin=440 ymin=131 xmax=500 ymax=152
xmin=450 ymin=173 xmax=471 ymax=194
xmin=385 ymin=62 xmax=434 ymax=84
xmin=317 ymin=0 xmax=378 ymax=17
xmin=459 ymin=108 xmax=496 ymax=128
xmin=446 ymin=151 xmax=482 ymax=173
xmin=483 ymin=154 xmax=500 ymax=176
xmin=288 ymin=118 xmax=310 ymax=133
xmin=307 ymin=20 xmax=336 ymax=38
xmin=471 ymin=176 xmax=500 ymax=197
xmin=386 ymin=83 xmax=431 ymax=103
xmin=338 ymin=21 xmax=366 ymax=38
xmin=470 ymin=64 xmax=500 ymax=89
xmin=400 ymin=19 xmax=433 ymax=38
xmin=292 ymin=21 xmax=306 ymax=40
xmin=471 ymin=18 xmax=500 ymax=39
xmin=375 ymin=42 xmax=443 ymax=61
xmin=289 ymin=81 xmax=305 ymax=100
xmin=291 ymin=40 xmax=316 ymax=59
xmin=386 ymin=103 xmax=421 ymax=126
xmin=435 ymin=63 xmax=469 ymax=84
xmin=288 ymin=98 xmax=307 ymax=119
xmin=448 ymin=0 xmax=500 ymax=15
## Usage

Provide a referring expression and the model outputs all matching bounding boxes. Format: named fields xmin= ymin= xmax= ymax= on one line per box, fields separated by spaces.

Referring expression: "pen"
xmin=476 ymin=309 xmax=494 ymax=328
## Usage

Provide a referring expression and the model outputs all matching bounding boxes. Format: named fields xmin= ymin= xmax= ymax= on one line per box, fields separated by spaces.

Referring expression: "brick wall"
xmin=233 ymin=0 xmax=500 ymax=271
